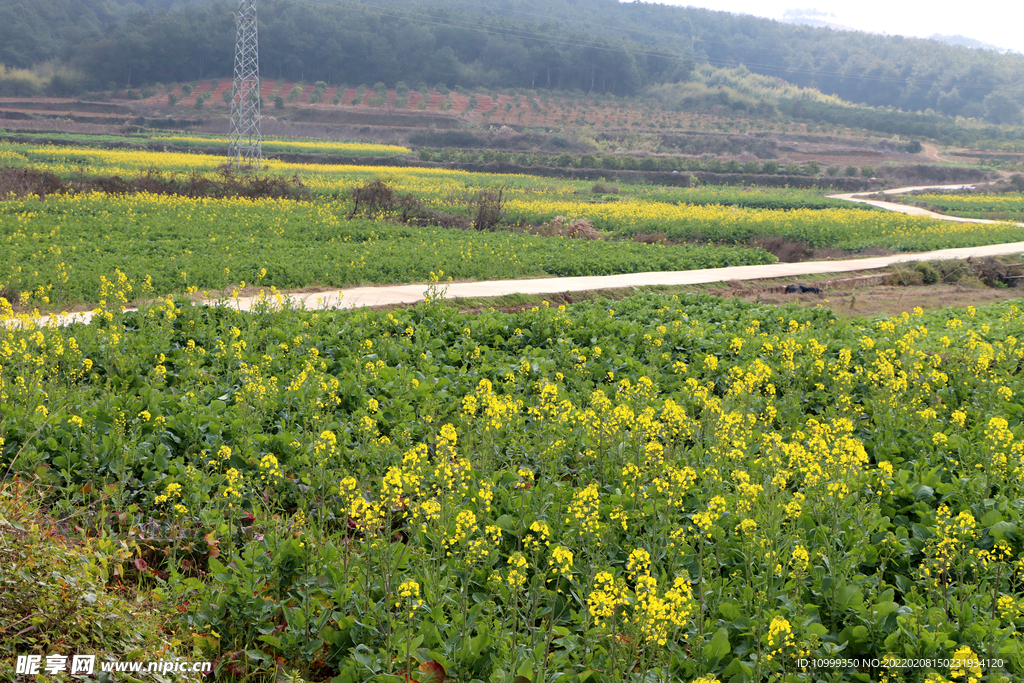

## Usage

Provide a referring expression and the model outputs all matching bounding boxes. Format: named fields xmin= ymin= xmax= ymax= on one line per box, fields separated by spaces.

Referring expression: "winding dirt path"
xmin=13 ymin=184 xmax=1024 ymax=328
xmin=826 ymin=185 xmax=1023 ymax=226
xmin=922 ymin=145 xmax=946 ymax=163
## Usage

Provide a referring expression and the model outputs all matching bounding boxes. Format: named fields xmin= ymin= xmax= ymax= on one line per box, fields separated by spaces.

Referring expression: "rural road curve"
xmin=14 ymin=184 xmax=1024 ymax=328
xmin=828 ymin=185 xmax=1018 ymax=225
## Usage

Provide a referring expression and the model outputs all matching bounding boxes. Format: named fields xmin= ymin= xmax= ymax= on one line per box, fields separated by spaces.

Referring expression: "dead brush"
xmin=0 ymin=167 xmax=64 ymax=199
xmin=347 ymin=179 xmax=396 ymax=218
xmin=633 ymin=232 xmax=667 ymax=244
xmin=0 ymin=166 xmax=310 ymax=201
xmin=750 ymin=235 xmax=811 ymax=263
xmin=472 ymin=188 xmax=504 ymax=231
xmin=532 ymin=215 xmax=601 ymax=239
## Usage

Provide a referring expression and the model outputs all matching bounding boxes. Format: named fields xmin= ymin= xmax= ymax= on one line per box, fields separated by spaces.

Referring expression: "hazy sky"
xmin=653 ymin=1 xmax=1024 ymax=54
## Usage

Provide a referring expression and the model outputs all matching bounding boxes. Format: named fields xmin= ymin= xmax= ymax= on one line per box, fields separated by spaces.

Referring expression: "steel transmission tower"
xmin=228 ymin=0 xmax=262 ymax=168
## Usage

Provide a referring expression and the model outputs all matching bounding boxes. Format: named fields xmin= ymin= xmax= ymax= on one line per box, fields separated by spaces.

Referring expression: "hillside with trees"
xmin=1 ymin=0 xmax=1022 ymax=124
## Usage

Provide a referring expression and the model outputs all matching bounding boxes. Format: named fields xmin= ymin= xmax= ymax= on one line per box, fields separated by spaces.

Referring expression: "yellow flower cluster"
xmin=766 ymin=615 xmax=795 ymax=657
xmin=631 ymin=572 xmax=695 ymax=647
xmin=155 ymin=482 xmax=182 ymax=505
xmin=547 ymin=545 xmax=574 ymax=577
xmin=567 ymin=483 xmax=601 ymax=536
xmin=588 ymin=571 xmax=628 ymax=628
xmin=949 ymin=646 xmax=982 ymax=683
xmin=395 ymin=579 xmax=424 ymax=618
xmin=222 ymin=468 xmax=243 ymax=506
xmin=258 ymin=453 xmax=283 ymax=485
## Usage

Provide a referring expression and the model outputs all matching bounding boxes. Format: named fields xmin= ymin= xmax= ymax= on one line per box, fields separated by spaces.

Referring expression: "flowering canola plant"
xmin=3 ymin=288 xmax=1024 ymax=682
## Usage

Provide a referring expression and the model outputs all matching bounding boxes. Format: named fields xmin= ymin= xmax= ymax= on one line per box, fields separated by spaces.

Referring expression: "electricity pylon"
xmin=228 ymin=0 xmax=262 ymax=168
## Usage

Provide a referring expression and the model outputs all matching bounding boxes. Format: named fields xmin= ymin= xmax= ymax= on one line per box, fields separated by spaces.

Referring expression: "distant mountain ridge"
xmin=928 ymin=34 xmax=1014 ymax=53
xmin=778 ymin=9 xmax=1015 ymax=54
xmin=1 ymin=0 xmax=1021 ymax=123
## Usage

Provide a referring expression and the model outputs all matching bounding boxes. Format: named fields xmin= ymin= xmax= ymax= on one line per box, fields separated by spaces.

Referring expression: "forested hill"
xmin=2 ymin=0 xmax=1022 ymax=123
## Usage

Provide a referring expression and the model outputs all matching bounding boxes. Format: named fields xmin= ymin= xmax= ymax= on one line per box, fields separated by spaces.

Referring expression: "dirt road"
xmin=826 ymin=185 xmax=1022 ymax=225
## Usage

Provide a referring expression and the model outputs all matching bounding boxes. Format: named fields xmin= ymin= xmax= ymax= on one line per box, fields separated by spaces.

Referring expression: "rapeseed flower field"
xmin=2 ymin=289 xmax=1024 ymax=682
xmin=4 ymin=140 xmax=1024 ymax=680
xmin=152 ymin=135 xmax=412 ymax=156
xmin=2 ymin=141 xmax=1021 ymax=312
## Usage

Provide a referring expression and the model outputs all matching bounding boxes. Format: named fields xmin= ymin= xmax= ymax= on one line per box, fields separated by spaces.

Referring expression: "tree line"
xmin=1 ymin=0 xmax=1021 ymax=123
xmin=383 ymin=0 xmax=1024 ymax=123
xmin=1 ymin=0 xmax=687 ymax=97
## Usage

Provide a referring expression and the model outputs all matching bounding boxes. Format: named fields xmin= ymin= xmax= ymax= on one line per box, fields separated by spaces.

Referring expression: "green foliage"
xmin=0 ymin=62 xmax=87 ymax=97
xmin=0 ymin=64 xmax=44 ymax=96
xmin=3 ymin=291 xmax=1024 ymax=681
xmin=309 ymin=81 xmax=327 ymax=105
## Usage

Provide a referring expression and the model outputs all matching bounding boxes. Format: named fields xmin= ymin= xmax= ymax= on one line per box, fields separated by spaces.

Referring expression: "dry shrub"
xmin=968 ymin=257 xmax=1022 ymax=288
xmin=0 ymin=166 xmax=310 ymax=201
xmin=491 ymin=125 xmax=520 ymax=147
xmin=534 ymin=216 xmax=600 ymax=239
xmin=348 ymin=179 xmax=395 ymax=218
xmin=633 ymin=232 xmax=667 ymax=244
xmin=750 ymin=235 xmax=811 ymax=263
xmin=348 ymin=178 xmax=473 ymax=229
xmin=887 ymin=259 xmax=1015 ymax=288
xmin=886 ymin=264 xmax=924 ymax=286
xmin=0 ymin=167 xmax=64 ymax=199
xmin=473 ymin=188 xmax=504 ymax=231
xmin=592 ymin=182 xmax=619 ymax=194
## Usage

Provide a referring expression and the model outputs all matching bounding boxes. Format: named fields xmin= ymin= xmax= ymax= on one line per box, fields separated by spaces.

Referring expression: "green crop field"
xmin=2 ymin=290 xmax=1024 ymax=682
xmin=0 ymin=191 xmax=772 ymax=311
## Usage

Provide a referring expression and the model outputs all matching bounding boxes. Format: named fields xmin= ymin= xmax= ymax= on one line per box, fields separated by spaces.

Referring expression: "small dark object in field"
xmin=785 ymin=284 xmax=822 ymax=294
